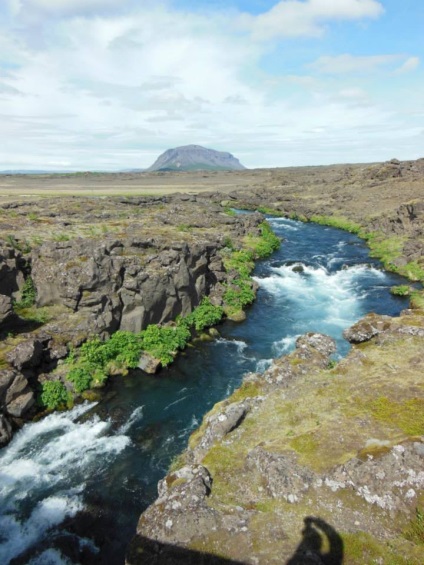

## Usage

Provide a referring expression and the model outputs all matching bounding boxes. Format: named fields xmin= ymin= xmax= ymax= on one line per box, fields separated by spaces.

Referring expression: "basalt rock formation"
xmin=0 ymin=195 xmax=264 ymax=445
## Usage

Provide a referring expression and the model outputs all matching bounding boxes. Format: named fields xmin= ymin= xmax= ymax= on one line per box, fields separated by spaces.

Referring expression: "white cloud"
xmin=395 ymin=56 xmax=420 ymax=73
xmin=310 ymin=53 xmax=400 ymax=74
xmin=9 ymin=0 xmax=124 ymax=17
xmin=0 ymin=2 xmax=421 ymax=170
xmin=242 ymin=0 xmax=384 ymax=40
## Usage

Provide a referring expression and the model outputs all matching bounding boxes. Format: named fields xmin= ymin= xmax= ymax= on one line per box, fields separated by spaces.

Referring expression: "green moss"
xmin=366 ymin=397 xmax=424 ymax=436
xmin=343 ymin=532 xmax=398 ymax=564
xmin=310 ymin=215 xmax=362 ymax=234
xmin=228 ymin=381 xmax=263 ymax=403
xmin=290 ymin=432 xmax=318 ymax=457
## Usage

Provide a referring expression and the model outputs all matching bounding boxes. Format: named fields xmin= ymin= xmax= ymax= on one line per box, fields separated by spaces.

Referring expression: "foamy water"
xmin=0 ymin=402 xmax=142 ymax=564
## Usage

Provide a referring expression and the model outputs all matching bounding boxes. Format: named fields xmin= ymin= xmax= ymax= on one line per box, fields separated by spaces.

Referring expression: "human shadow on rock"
xmin=286 ymin=516 xmax=344 ymax=565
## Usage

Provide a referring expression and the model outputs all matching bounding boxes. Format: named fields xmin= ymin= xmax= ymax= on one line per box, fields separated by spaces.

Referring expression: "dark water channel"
xmin=0 ymin=217 xmax=410 ymax=564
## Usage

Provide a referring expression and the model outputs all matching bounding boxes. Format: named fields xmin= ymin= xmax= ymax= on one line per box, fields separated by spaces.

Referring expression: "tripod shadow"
xmin=286 ymin=516 xmax=344 ymax=565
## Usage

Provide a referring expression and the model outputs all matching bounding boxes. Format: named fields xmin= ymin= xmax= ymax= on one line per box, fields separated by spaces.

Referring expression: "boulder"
xmin=6 ymin=390 xmax=35 ymax=418
xmin=189 ymin=400 xmax=250 ymax=462
xmin=6 ymin=338 xmax=44 ymax=371
xmin=343 ymin=314 xmax=391 ymax=343
xmin=138 ymin=353 xmax=162 ymax=374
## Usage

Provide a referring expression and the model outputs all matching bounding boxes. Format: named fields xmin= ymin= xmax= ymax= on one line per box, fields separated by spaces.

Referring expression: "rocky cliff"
xmin=0 ymin=195 xmax=264 ymax=445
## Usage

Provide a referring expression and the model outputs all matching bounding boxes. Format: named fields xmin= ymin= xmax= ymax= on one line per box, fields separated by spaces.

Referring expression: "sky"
xmin=0 ymin=0 xmax=423 ymax=170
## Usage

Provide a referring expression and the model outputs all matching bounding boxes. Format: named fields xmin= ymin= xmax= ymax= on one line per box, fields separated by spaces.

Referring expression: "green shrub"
xmin=14 ymin=276 xmax=36 ymax=310
xmin=223 ymin=249 xmax=255 ymax=277
xmin=67 ymin=365 xmax=96 ymax=393
xmin=224 ymin=278 xmax=256 ymax=311
xmin=140 ymin=324 xmax=191 ymax=365
xmin=40 ymin=381 xmax=70 ymax=410
xmin=182 ymin=297 xmax=224 ymax=331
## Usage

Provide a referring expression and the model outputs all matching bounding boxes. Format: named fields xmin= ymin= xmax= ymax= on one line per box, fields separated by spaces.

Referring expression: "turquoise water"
xmin=0 ymin=218 xmax=410 ymax=564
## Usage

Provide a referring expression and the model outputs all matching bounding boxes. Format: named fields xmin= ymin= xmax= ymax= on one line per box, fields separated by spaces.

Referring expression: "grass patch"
xmin=256 ymin=206 xmax=283 ymax=217
xmin=244 ymin=221 xmax=281 ymax=259
xmin=342 ymin=531 xmax=416 ymax=565
xmin=362 ymin=232 xmax=405 ymax=267
xmin=310 ymin=215 xmax=362 ymax=234
xmin=290 ymin=432 xmax=318 ymax=457
xmin=391 ymin=285 xmax=411 ymax=296
xmin=410 ymin=290 xmax=424 ymax=309
xmin=403 ymin=507 xmax=424 ymax=545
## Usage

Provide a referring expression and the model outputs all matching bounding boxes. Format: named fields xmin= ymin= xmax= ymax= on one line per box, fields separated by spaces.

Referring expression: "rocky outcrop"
xmin=129 ymin=313 xmax=424 ymax=564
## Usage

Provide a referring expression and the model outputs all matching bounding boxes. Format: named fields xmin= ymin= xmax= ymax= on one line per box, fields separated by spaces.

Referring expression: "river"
xmin=0 ymin=217 xmax=410 ymax=564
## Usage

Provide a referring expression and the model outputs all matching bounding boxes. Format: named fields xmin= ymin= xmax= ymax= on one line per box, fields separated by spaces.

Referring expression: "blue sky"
xmin=0 ymin=0 xmax=422 ymax=170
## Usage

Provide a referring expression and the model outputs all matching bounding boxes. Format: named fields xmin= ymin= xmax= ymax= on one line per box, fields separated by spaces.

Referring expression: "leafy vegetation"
xmin=64 ymin=298 xmax=224 ymax=394
xmin=224 ymin=278 xmax=256 ymax=312
xmin=40 ymin=381 xmax=71 ymax=410
xmin=5 ymin=234 xmax=32 ymax=253
xmin=222 ymin=249 xmax=255 ymax=277
xmin=221 ymin=221 xmax=280 ymax=316
xmin=180 ymin=298 xmax=224 ymax=332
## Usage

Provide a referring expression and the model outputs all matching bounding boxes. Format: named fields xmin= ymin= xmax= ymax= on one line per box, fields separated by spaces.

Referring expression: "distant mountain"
xmin=147 ymin=145 xmax=246 ymax=172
